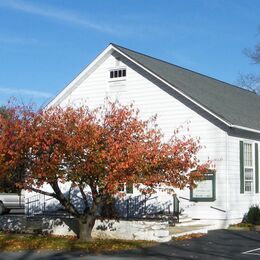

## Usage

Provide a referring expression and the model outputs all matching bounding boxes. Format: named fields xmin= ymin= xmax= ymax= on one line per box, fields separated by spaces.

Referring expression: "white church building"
xmin=27 ymin=43 xmax=260 ymax=227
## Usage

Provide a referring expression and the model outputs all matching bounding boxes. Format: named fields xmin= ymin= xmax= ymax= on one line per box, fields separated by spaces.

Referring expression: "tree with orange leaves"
xmin=0 ymin=100 xmax=210 ymax=241
xmin=0 ymin=104 xmax=33 ymax=193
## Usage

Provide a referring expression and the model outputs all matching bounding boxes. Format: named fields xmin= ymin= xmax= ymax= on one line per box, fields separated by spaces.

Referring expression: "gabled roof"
xmin=48 ymin=43 xmax=260 ymax=133
xmin=112 ymin=43 xmax=260 ymax=133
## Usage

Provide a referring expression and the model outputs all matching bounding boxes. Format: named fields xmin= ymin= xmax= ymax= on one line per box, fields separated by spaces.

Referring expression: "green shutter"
xmin=255 ymin=143 xmax=259 ymax=193
xmin=240 ymin=141 xmax=244 ymax=194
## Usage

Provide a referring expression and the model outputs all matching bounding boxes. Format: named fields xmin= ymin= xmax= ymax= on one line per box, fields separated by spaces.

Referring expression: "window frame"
xmin=243 ymin=141 xmax=255 ymax=194
xmin=117 ymin=182 xmax=134 ymax=194
xmin=190 ymin=170 xmax=216 ymax=202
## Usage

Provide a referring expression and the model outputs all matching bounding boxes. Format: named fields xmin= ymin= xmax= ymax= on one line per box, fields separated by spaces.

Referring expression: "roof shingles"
xmin=112 ymin=44 xmax=260 ymax=132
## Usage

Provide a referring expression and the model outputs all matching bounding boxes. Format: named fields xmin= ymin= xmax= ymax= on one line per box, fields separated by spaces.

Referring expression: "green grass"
xmin=0 ymin=233 xmax=155 ymax=252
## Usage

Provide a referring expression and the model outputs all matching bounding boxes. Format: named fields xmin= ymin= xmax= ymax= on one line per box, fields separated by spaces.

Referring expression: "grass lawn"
xmin=0 ymin=233 xmax=155 ymax=252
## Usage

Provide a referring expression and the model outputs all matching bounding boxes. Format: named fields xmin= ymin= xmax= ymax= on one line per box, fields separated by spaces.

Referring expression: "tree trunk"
xmin=78 ymin=216 xmax=96 ymax=242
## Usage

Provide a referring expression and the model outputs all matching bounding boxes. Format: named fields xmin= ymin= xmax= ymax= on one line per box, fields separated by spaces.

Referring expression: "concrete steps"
xmin=169 ymin=214 xmax=213 ymax=238
xmin=176 ymin=219 xmax=202 ymax=227
xmin=170 ymin=225 xmax=209 ymax=238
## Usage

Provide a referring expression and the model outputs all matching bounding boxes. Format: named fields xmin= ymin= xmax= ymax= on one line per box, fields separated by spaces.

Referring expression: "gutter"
xmin=231 ymin=125 xmax=260 ymax=134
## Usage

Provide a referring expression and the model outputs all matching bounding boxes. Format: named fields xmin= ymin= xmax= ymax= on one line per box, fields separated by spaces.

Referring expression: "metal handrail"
xmin=179 ymin=196 xmax=197 ymax=202
xmin=26 ymin=192 xmax=181 ymax=222
xmin=173 ymin=194 xmax=180 ymax=222
xmin=210 ymin=206 xmax=226 ymax=212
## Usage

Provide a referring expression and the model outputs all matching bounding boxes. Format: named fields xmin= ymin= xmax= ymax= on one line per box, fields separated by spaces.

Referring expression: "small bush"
xmin=243 ymin=205 xmax=260 ymax=225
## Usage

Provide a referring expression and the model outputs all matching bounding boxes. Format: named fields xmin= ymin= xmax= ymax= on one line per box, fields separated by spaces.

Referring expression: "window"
xmin=126 ymin=182 xmax=133 ymax=194
xmin=108 ymin=68 xmax=127 ymax=94
xmin=117 ymin=183 xmax=133 ymax=194
xmin=110 ymin=69 xmax=126 ymax=79
xmin=190 ymin=171 xmax=216 ymax=201
xmin=118 ymin=184 xmax=125 ymax=192
xmin=244 ymin=143 xmax=254 ymax=192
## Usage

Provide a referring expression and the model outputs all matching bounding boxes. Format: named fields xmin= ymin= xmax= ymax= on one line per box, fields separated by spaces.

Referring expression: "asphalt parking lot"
xmin=1 ymin=229 xmax=260 ymax=259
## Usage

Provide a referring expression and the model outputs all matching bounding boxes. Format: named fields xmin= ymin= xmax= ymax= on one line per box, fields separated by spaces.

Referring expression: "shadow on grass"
xmin=0 ymin=233 xmax=154 ymax=255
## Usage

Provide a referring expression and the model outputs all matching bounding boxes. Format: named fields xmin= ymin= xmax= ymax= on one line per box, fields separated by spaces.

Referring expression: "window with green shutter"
xmin=240 ymin=141 xmax=244 ymax=193
xmin=244 ymin=142 xmax=254 ymax=192
xmin=240 ymin=141 xmax=259 ymax=194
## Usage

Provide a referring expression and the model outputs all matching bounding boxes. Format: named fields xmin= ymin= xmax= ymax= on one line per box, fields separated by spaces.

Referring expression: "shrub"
xmin=243 ymin=205 xmax=260 ymax=225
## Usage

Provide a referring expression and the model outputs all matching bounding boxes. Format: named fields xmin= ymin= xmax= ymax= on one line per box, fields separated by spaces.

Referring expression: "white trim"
xmin=225 ymin=132 xmax=229 ymax=213
xmin=243 ymin=141 xmax=255 ymax=194
xmin=108 ymin=78 xmax=127 ymax=83
xmin=108 ymin=66 xmax=126 ymax=70
xmin=242 ymin=247 xmax=260 ymax=255
xmin=47 ymin=43 xmax=260 ymax=134
xmin=231 ymin=124 xmax=260 ymax=134
xmin=46 ymin=45 xmax=115 ymax=107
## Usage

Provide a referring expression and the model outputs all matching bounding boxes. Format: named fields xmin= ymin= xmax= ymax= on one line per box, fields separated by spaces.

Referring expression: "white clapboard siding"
xmin=57 ymin=54 xmax=228 ymax=220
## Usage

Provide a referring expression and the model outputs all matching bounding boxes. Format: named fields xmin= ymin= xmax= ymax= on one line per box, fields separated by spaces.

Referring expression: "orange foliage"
xmin=0 ymin=100 xmax=211 ymax=238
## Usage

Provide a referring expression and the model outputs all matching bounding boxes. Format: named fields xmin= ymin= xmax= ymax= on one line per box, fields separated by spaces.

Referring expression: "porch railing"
xmin=26 ymin=193 xmax=181 ymax=222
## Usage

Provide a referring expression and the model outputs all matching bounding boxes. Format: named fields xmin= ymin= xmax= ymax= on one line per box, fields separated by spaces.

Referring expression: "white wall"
xmin=43 ymin=218 xmax=171 ymax=242
xmin=54 ymin=53 xmax=228 ymax=220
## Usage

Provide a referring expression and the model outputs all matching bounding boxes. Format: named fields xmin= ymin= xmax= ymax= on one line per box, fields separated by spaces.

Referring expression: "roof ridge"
xmin=111 ymin=43 xmax=258 ymax=96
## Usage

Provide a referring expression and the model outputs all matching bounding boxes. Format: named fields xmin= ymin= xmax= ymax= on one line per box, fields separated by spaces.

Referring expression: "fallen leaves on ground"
xmin=0 ymin=233 xmax=155 ymax=252
xmin=174 ymin=233 xmax=206 ymax=241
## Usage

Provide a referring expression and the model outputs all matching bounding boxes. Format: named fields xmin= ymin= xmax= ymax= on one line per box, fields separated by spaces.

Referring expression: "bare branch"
xmin=237 ymin=73 xmax=260 ymax=94
xmin=238 ymin=26 xmax=260 ymax=94
xmin=244 ymin=43 xmax=260 ymax=64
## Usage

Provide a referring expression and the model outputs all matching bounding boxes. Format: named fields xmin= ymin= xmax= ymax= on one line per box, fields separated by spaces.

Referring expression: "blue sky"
xmin=0 ymin=0 xmax=259 ymax=107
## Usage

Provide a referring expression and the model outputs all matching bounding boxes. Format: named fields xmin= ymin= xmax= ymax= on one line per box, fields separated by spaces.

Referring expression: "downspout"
xmin=225 ymin=131 xmax=229 ymax=219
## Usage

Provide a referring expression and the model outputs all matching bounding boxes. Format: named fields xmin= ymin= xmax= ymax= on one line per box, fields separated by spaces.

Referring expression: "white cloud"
xmin=0 ymin=87 xmax=53 ymax=98
xmin=0 ymin=36 xmax=38 ymax=45
xmin=0 ymin=0 xmax=118 ymax=35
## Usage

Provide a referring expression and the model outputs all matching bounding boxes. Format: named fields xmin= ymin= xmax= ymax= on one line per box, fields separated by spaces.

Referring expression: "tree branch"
xmin=50 ymin=180 xmax=80 ymax=218
xmin=25 ymin=186 xmax=57 ymax=198
xmin=79 ymin=184 xmax=89 ymax=210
